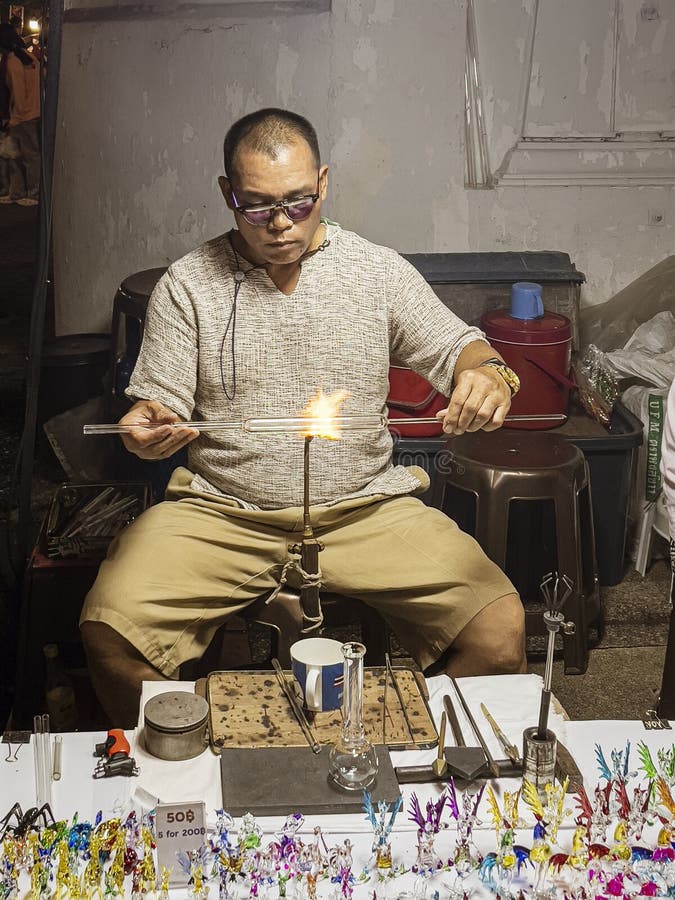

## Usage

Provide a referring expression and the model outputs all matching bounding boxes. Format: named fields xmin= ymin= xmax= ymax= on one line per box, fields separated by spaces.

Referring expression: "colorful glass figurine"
xmin=408 ymin=792 xmax=447 ymax=879
xmin=638 ymin=742 xmax=675 ymax=789
xmin=479 ymin=786 xmax=528 ymax=893
xmin=362 ymin=792 xmax=403 ymax=873
xmin=614 ymin=778 xmax=652 ymax=854
xmin=575 ymin=783 xmax=612 ymax=854
xmin=158 ymin=866 xmax=171 ymax=900
xmin=328 ymin=839 xmax=354 ymax=900
xmin=1 ymin=836 xmax=19 ymax=899
xmin=177 ymin=846 xmax=210 ymax=899
xmin=595 ymin=742 xmax=636 ymax=786
xmin=210 ymin=810 xmax=243 ymax=900
xmin=238 ymin=814 xmax=263 ymax=852
xmin=652 ymin=777 xmax=675 ymax=863
xmin=549 ymin=821 xmax=590 ymax=876
xmin=295 ymin=828 xmax=326 ymax=900
xmin=445 ymin=778 xmax=484 ymax=876
xmin=271 ymin=814 xmax=304 ymax=898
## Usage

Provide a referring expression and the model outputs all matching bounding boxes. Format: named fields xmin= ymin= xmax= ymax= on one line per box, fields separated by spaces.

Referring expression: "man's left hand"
xmin=436 ymin=366 xmax=512 ymax=434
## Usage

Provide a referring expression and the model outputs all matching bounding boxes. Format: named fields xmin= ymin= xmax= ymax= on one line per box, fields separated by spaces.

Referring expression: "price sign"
xmin=155 ymin=801 xmax=207 ymax=887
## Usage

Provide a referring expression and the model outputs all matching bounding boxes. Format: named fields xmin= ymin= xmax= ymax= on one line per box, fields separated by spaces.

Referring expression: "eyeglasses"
xmin=231 ymin=175 xmax=321 ymax=226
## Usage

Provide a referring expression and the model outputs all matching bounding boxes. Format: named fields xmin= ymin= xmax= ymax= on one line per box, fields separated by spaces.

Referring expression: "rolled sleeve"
xmin=387 ymin=254 xmax=488 ymax=396
xmin=126 ymin=270 xmax=198 ymax=421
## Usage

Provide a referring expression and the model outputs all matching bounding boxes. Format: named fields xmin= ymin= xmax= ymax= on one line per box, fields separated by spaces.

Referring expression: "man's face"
xmin=220 ymin=139 xmax=328 ymax=267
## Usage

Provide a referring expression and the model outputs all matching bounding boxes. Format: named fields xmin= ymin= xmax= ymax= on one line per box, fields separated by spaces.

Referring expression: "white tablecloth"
xmin=2 ymin=673 xmax=673 ymax=898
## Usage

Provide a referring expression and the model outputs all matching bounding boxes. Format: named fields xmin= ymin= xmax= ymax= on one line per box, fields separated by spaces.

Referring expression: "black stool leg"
xmin=554 ymin=488 xmax=588 ymax=674
xmin=657 ymin=574 xmax=675 ymax=719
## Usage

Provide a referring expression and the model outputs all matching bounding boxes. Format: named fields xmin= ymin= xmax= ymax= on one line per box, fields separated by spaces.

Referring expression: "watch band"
xmin=479 ymin=359 xmax=521 ymax=396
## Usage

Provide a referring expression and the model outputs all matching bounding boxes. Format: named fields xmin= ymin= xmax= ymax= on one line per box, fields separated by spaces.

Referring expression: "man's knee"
xmin=81 ymin=620 xmax=145 ymax=667
xmin=455 ymin=592 xmax=526 ymax=674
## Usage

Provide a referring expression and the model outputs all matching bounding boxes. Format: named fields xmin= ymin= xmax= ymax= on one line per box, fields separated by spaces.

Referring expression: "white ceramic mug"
xmin=290 ymin=638 xmax=344 ymax=712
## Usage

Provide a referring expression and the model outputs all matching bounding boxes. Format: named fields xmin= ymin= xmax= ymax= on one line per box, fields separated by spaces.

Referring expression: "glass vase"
xmin=328 ymin=641 xmax=378 ymax=791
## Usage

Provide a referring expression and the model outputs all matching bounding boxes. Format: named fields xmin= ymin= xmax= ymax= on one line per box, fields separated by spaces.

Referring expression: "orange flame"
xmin=299 ymin=388 xmax=350 ymax=440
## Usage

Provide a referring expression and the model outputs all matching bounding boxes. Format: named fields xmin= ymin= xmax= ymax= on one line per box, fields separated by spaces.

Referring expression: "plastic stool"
xmin=433 ymin=429 xmax=599 ymax=674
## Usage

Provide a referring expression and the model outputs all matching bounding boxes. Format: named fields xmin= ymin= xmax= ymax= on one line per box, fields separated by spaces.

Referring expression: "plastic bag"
xmin=604 ymin=311 xmax=675 ymax=389
xmin=580 ymin=255 xmax=675 ymax=351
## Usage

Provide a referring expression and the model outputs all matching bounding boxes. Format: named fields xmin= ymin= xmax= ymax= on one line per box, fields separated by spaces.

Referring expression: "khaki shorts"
xmin=81 ymin=468 xmax=515 ymax=677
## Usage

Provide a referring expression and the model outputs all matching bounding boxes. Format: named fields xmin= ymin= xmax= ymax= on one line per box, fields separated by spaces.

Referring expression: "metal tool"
xmin=395 ymin=757 xmax=522 ymax=784
xmin=93 ymin=729 xmax=140 ymax=778
xmin=381 ymin=661 xmax=389 ymax=744
xmin=385 ymin=653 xmax=415 ymax=743
xmin=287 ymin=436 xmax=324 ymax=634
xmin=432 ymin=712 xmax=447 ymax=777
xmin=555 ymin=741 xmax=584 ymax=791
xmin=441 ymin=693 xmax=490 ymax=781
xmin=449 ymin=678 xmax=500 ymax=779
xmin=538 ymin=572 xmax=576 ymax=739
xmin=443 ymin=693 xmax=466 ymax=746
xmin=271 ymin=658 xmax=321 ymax=755
xmin=480 ymin=703 xmax=520 ymax=765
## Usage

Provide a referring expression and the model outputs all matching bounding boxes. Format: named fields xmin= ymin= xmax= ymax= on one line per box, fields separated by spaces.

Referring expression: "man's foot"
xmin=16 ymin=197 xmax=38 ymax=206
xmin=0 ymin=195 xmax=13 ymax=204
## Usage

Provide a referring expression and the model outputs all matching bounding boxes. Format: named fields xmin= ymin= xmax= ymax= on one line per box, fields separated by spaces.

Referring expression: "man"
xmin=81 ymin=108 xmax=526 ymax=725
xmin=0 ymin=23 xmax=40 ymax=206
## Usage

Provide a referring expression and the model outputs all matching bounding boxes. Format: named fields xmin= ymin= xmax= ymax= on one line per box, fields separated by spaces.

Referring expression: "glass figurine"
xmin=362 ymin=792 xmax=403 ymax=873
xmin=445 ymin=778 xmax=484 ymax=876
xmin=479 ymin=787 xmax=528 ymax=893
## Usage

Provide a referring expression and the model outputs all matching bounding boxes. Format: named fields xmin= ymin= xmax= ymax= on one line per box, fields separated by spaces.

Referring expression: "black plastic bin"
xmin=402 ymin=251 xmax=585 ymax=347
xmin=391 ymin=401 xmax=642 ymax=587
xmin=558 ymin=402 xmax=643 ymax=586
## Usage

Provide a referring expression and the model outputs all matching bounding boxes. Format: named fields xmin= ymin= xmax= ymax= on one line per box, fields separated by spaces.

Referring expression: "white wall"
xmin=53 ymin=0 xmax=675 ymax=334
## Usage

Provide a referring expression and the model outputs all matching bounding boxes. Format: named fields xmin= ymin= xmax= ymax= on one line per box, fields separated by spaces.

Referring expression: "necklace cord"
xmin=219 ymin=231 xmax=332 ymax=402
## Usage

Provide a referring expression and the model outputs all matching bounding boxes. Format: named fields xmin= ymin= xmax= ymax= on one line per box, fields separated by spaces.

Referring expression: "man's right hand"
xmin=120 ymin=399 xmax=199 ymax=460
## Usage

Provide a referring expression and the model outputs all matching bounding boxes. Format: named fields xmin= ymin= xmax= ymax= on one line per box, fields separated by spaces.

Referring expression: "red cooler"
xmin=481 ymin=282 xmax=573 ymax=430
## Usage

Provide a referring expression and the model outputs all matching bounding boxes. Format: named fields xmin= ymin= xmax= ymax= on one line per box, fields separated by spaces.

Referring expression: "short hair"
xmin=223 ymin=108 xmax=321 ymax=178
xmin=0 ymin=22 xmax=31 ymax=63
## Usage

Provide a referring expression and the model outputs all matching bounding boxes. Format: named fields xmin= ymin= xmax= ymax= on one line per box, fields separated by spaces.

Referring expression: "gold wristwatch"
xmin=479 ymin=357 xmax=521 ymax=396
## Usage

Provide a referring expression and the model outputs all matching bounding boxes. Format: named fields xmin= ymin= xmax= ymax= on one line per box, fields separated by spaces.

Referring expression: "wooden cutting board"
xmin=206 ymin=666 xmax=437 ymax=752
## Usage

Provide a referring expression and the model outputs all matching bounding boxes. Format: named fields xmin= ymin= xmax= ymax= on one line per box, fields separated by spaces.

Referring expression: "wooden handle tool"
xmin=431 ymin=712 xmax=447 ymax=777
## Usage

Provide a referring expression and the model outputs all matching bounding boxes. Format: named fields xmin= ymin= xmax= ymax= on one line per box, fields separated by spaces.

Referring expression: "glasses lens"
xmin=242 ymin=207 xmax=274 ymax=226
xmin=285 ymin=197 xmax=316 ymax=221
xmin=239 ymin=195 xmax=317 ymax=226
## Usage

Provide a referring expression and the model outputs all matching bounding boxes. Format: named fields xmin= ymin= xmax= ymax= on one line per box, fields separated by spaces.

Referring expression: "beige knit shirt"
xmin=127 ymin=223 xmax=487 ymax=509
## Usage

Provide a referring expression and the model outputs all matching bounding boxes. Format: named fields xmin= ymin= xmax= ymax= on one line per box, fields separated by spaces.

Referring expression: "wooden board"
xmin=207 ymin=667 xmax=437 ymax=752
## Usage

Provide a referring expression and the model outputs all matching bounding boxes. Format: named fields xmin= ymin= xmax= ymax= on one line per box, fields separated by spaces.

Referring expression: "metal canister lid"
xmin=144 ymin=691 xmax=209 ymax=735
xmin=481 ymin=309 xmax=571 ymax=345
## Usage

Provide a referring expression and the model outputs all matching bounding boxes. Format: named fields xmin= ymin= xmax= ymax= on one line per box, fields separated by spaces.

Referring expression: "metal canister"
xmin=481 ymin=282 xmax=573 ymax=430
xmin=143 ymin=691 xmax=209 ymax=761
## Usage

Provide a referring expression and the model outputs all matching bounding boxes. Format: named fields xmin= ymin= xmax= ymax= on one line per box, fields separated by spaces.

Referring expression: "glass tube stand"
xmin=328 ymin=642 xmax=378 ymax=791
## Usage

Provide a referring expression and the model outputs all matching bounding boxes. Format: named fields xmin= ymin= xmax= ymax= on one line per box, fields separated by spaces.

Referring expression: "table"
xmin=2 ymin=673 xmax=673 ymax=898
